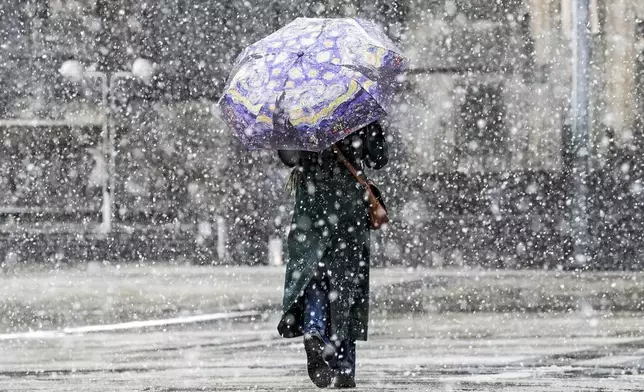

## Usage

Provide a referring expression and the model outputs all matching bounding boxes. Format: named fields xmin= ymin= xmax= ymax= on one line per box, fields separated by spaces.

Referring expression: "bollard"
xmin=268 ymin=237 xmax=283 ymax=266
xmin=216 ymin=216 xmax=228 ymax=262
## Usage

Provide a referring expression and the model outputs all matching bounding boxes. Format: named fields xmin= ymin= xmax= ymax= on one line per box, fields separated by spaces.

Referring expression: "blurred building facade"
xmin=1 ymin=0 xmax=644 ymax=268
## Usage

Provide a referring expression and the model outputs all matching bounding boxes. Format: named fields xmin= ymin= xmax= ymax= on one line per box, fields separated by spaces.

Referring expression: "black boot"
xmin=332 ymin=340 xmax=356 ymax=388
xmin=333 ymin=371 xmax=356 ymax=388
xmin=303 ymin=279 xmax=333 ymax=388
xmin=304 ymin=331 xmax=333 ymax=388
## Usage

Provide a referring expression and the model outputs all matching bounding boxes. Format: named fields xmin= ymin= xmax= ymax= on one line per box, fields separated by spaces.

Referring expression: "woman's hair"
xmin=363 ymin=121 xmax=383 ymax=135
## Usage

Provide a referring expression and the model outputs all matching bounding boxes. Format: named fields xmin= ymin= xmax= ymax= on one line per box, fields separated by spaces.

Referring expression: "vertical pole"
xmin=107 ymin=72 xmax=131 ymax=235
xmin=217 ymin=216 xmax=228 ymax=262
xmin=97 ymin=73 xmax=111 ymax=234
xmin=108 ymin=74 xmax=116 ymax=235
xmin=570 ymin=0 xmax=591 ymax=266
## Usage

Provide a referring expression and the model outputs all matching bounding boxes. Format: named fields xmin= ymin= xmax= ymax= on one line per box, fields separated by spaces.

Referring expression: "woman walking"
xmin=277 ymin=121 xmax=389 ymax=388
xmin=218 ymin=16 xmax=404 ymax=386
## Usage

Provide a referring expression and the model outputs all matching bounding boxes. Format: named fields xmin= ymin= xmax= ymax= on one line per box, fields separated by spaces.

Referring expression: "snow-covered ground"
xmin=2 ymin=312 xmax=643 ymax=391
xmin=2 ymin=264 xmax=644 ymax=390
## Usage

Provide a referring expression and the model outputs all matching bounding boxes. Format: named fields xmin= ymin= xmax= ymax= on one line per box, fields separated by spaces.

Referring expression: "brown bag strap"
xmin=333 ymin=145 xmax=388 ymax=230
xmin=332 ymin=145 xmax=369 ymax=188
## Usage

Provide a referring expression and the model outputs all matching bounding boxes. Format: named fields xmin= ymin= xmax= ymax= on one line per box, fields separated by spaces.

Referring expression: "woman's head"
xmin=362 ymin=121 xmax=383 ymax=136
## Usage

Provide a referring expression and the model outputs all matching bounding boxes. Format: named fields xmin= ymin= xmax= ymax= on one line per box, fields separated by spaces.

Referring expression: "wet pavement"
xmin=2 ymin=312 xmax=644 ymax=391
xmin=3 ymin=264 xmax=644 ymax=390
xmin=0 ymin=264 xmax=422 ymax=332
xmin=3 ymin=263 xmax=644 ymax=332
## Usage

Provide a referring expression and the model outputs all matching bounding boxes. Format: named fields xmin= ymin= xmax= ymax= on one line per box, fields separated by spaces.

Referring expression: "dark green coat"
xmin=277 ymin=123 xmax=388 ymax=342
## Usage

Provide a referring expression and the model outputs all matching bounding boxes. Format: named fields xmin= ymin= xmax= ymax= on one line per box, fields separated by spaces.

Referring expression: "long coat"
xmin=276 ymin=122 xmax=388 ymax=342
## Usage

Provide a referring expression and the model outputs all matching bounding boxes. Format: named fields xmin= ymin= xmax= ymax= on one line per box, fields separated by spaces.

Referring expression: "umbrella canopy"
xmin=219 ymin=17 xmax=407 ymax=152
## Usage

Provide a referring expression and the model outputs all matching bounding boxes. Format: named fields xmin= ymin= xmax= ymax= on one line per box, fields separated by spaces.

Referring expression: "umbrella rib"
xmin=242 ymin=54 xmax=302 ymax=137
xmin=350 ymin=17 xmax=406 ymax=55
xmin=324 ymin=62 xmax=388 ymax=113
xmin=239 ymin=18 xmax=333 ymax=65
xmin=271 ymin=21 xmax=331 ymax=132
xmin=349 ymin=79 xmax=387 ymax=122
xmin=245 ymin=18 xmax=332 ymax=129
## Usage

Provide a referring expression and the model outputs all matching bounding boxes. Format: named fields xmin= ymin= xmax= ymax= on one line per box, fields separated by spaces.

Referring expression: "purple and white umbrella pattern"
xmin=219 ymin=17 xmax=407 ymax=152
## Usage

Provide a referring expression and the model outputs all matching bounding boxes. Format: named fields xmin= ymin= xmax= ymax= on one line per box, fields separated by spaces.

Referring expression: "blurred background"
xmin=4 ymin=3 xmax=644 ymax=391
xmin=1 ymin=0 xmax=643 ymax=269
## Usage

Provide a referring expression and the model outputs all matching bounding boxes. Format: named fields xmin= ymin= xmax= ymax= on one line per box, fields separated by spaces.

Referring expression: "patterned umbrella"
xmin=219 ymin=17 xmax=407 ymax=152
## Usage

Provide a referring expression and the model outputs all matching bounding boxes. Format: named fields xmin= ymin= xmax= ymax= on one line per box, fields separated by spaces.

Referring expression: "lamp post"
xmin=59 ymin=58 xmax=154 ymax=235
xmin=108 ymin=70 xmax=135 ymax=233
